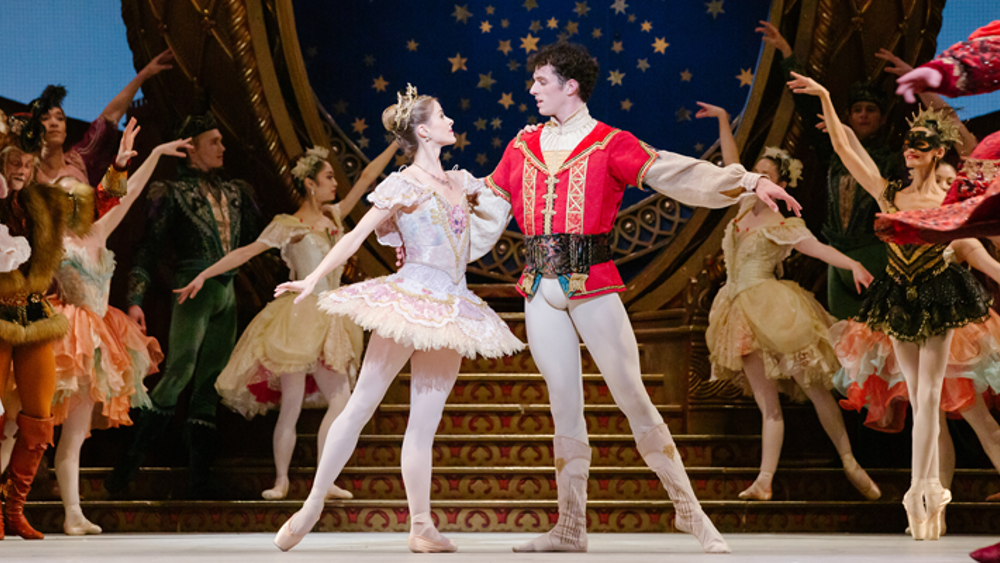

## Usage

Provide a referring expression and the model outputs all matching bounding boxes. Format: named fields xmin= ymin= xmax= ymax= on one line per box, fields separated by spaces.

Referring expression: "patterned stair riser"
xmin=372 ymin=408 xmax=684 ymax=435
xmin=383 ymin=377 xmax=666 ymax=405
xmin=21 ymin=501 xmax=1000 ymax=534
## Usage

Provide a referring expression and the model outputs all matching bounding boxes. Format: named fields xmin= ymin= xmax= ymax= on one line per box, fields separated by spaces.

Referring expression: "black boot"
xmin=185 ymin=420 xmax=230 ymax=500
xmin=104 ymin=406 xmax=173 ymax=495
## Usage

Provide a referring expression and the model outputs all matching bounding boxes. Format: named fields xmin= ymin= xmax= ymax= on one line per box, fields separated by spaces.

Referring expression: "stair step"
xmin=21 ymin=498 xmax=1000 ymax=534
xmin=459 ymin=339 xmax=651 ymax=374
xmin=372 ymin=404 xmax=683 ymax=435
xmin=384 ymin=373 xmax=667 ymax=404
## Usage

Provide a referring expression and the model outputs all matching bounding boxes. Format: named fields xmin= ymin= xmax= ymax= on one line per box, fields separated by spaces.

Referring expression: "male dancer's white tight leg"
xmin=263 ymin=366 xmax=352 ymax=500
xmin=739 ymin=353 xmax=879 ymax=500
xmin=54 ymin=384 xmax=101 ymax=535
xmin=279 ymin=334 xmax=460 ymax=550
xmin=517 ymin=278 xmax=728 ymax=553
xmin=893 ymin=333 xmax=954 ymax=540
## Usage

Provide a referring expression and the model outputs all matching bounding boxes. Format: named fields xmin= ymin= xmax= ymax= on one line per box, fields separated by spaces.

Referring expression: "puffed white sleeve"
xmin=642 ymin=150 xmax=763 ymax=209
xmin=466 ymin=172 xmax=512 ymax=262
xmin=368 ymin=173 xmax=433 ymax=248
xmin=0 ymin=225 xmax=30 ymax=273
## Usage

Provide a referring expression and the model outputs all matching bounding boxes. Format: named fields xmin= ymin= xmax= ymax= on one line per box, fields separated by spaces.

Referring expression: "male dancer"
xmin=105 ymin=111 xmax=260 ymax=498
xmin=485 ymin=42 xmax=800 ymax=553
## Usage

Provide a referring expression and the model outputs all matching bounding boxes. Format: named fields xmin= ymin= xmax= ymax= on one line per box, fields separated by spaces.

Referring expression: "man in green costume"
xmin=105 ymin=112 xmax=260 ymax=498
xmin=759 ymin=22 xmax=904 ymax=319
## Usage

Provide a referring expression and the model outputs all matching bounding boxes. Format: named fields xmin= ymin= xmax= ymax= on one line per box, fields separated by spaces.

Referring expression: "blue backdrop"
xmin=295 ymin=0 xmax=772 ymax=199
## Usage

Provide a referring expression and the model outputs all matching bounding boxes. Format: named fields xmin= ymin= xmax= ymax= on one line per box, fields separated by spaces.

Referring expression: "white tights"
xmin=525 ymin=278 xmax=663 ymax=444
xmin=288 ymin=333 xmax=461 ymax=541
xmin=264 ymin=365 xmax=351 ymax=499
xmin=54 ymin=383 xmax=101 ymax=534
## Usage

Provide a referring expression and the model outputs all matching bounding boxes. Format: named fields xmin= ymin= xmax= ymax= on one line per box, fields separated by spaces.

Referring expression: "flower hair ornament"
xmin=393 ymin=83 xmax=422 ymax=132
xmin=906 ymin=106 xmax=962 ymax=149
xmin=291 ymin=146 xmax=330 ymax=182
xmin=762 ymin=147 xmax=803 ymax=188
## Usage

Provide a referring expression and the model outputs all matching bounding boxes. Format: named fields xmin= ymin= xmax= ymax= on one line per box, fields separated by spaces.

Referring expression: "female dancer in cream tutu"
xmin=272 ymin=85 xmax=522 ymax=553
xmin=696 ymin=102 xmax=880 ymax=501
xmin=49 ymin=120 xmax=190 ymax=535
xmin=175 ymin=141 xmax=398 ymax=500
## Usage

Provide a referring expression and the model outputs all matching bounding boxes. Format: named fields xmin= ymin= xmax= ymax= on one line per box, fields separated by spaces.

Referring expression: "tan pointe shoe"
xmin=262 ymin=479 xmax=289 ymax=501
xmin=737 ymin=472 xmax=773 ymax=501
xmin=903 ymin=482 xmax=928 ymax=541
xmin=273 ymin=513 xmax=308 ymax=552
xmin=842 ymin=454 xmax=881 ymax=500
xmin=325 ymin=483 xmax=353 ymax=500
xmin=924 ymin=480 xmax=951 ymax=541
xmin=63 ymin=511 xmax=102 ymax=536
xmin=408 ymin=534 xmax=458 ymax=553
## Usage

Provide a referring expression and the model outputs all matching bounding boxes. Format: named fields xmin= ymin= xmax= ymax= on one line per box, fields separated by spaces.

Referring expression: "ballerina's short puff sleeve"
xmin=0 ymin=224 xmax=30 ymax=273
xmin=465 ymin=171 xmax=512 ymax=262
xmin=255 ymin=214 xmax=311 ymax=249
xmin=759 ymin=217 xmax=816 ymax=265
xmin=368 ymin=173 xmax=434 ymax=247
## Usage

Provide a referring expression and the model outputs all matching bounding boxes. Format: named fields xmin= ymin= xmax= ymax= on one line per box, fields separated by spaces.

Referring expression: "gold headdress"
xmin=393 ymin=84 xmax=421 ymax=131
xmin=906 ymin=106 xmax=962 ymax=148
xmin=761 ymin=147 xmax=804 ymax=188
xmin=291 ymin=146 xmax=330 ymax=182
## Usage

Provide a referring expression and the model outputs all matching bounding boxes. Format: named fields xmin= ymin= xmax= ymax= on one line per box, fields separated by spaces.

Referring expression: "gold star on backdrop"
xmin=521 ymin=34 xmax=540 ymax=53
xmin=637 ymin=58 xmax=650 ymax=72
xmin=694 ymin=142 xmax=705 ymax=152
xmin=592 ymin=28 xmax=602 ymax=38
xmin=652 ymin=37 xmax=669 ymax=54
xmin=486 ymin=5 xmax=495 ymax=14
xmin=334 ymin=100 xmax=348 ymax=114
xmin=529 ymin=20 xmax=542 ymax=32
xmin=621 ymin=99 xmax=633 ymax=111
xmin=611 ymin=41 xmax=624 ymax=53
xmin=640 ymin=21 xmax=652 ymax=32
xmin=351 ymin=117 xmax=368 ymax=134
xmin=492 ymin=137 xmax=503 ymax=148
xmin=525 ymin=79 xmax=534 ymax=90
xmin=706 ymin=0 xmax=724 ymax=18
xmin=501 ymin=19 xmax=510 ymax=28
xmin=474 ymin=118 xmax=488 ymax=130
xmin=306 ymin=46 xmax=318 ymax=57
xmin=527 ymin=115 xmax=538 ymax=124
xmin=448 ymin=53 xmax=468 ymax=72
xmin=519 ymin=103 xmax=528 ymax=112
xmin=372 ymin=76 xmax=388 ymax=91
xmin=476 ymin=153 xmax=489 ymax=165
xmin=508 ymin=60 xmax=521 ymax=71
xmin=680 ymin=69 xmax=693 ymax=82
xmin=384 ymin=133 xmax=396 ymax=144
xmin=394 ymin=154 xmax=408 ymax=167
xmin=611 ymin=0 xmax=628 ymax=15
xmin=608 ymin=70 xmax=625 ymax=86
xmin=491 ymin=117 xmax=503 ymax=129
xmin=407 ymin=40 xmax=419 ymax=51
xmin=523 ymin=0 xmax=538 ymax=10
xmin=547 ymin=17 xmax=559 ymax=29
xmin=565 ymin=21 xmax=579 ymax=35
xmin=498 ymin=93 xmax=515 ymax=109
xmin=454 ymin=132 xmax=470 ymax=150
xmin=498 ymin=40 xmax=512 ymax=55
xmin=363 ymin=54 xmax=376 ymax=66
xmin=737 ymin=68 xmax=754 ymax=86
xmin=357 ymin=136 xmax=370 ymax=149
xmin=676 ymin=107 xmax=691 ymax=122
xmin=442 ymin=151 xmax=453 ymax=162
xmin=460 ymin=98 xmax=471 ymax=110
xmin=575 ymin=1 xmax=590 ymax=17
xmin=478 ymin=72 xmax=497 ymax=90
xmin=480 ymin=21 xmax=493 ymax=33
xmin=452 ymin=4 xmax=472 ymax=23
xmin=628 ymin=14 xmax=636 ymax=22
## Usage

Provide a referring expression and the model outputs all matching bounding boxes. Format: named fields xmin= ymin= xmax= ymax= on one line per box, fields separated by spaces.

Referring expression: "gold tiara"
xmin=393 ymin=84 xmax=421 ymax=131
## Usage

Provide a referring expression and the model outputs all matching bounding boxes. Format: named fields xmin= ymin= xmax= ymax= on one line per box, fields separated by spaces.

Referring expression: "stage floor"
xmin=0 ymin=533 xmax=995 ymax=562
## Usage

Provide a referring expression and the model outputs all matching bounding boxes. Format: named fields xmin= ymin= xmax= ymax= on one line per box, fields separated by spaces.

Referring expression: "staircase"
xmin=22 ymin=310 xmax=1000 ymax=535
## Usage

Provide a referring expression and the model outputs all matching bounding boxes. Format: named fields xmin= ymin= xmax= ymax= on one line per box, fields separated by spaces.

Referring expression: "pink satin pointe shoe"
xmin=737 ymin=475 xmax=772 ymax=501
xmin=902 ymin=485 xmax=927 ymax=541
xmin=273 ymin=513 xmax=309 ymax=552
xmin=408 ymin=533 xmax=458 ymax=553
xmin=325 ymin=483 xmax=353 ymax=500
xmin=842 ymin=455 xmax=881 ymax=500
xmin=924 ymin=480 xmax=951 ymax=541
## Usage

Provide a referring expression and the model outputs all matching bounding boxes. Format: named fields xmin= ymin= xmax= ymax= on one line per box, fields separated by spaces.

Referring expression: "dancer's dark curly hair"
xmin=527 ymin=42 xmax=599 ymax=102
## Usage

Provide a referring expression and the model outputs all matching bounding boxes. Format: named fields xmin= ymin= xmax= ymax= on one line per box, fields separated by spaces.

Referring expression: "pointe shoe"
xmin=675 ymin=510 xmax=731 ymax=554
xmin=512 ymin=529 xmax=588 ymax=552
xmin=262 ymin=480 xmax=289 ymax=501
xmin=987 ymin=491 xmax=1000 ymax=502
xmin=408 ymin=534 xmax=458 ymax=553
xmin=737 ymin=483 xmax=772 ymax=501
xmin=273 ymin=513 xmax=309 ymax=552
xmin=902 ymin=485 xmax=927 ymax=541
xmin=63 ymin=512 xmax=102 ymax=536
xmin=924 ymin=480 xmax=951 ymax=541
xmin=325 ymin=483 xmax=353 ymax=500
xmin=842 ymin=459 xmax=881 ymax=500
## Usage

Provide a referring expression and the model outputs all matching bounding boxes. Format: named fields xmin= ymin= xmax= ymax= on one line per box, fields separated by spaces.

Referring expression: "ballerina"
xmin=49 ymin=121 xmax=190 ymax=535
xmin=174 ymin=141 xmax=398 ymax=501
xmin=271 ymin=85 xmax=522 ymax=553
xmin=696 ymin=102 xmax=880 ymax=501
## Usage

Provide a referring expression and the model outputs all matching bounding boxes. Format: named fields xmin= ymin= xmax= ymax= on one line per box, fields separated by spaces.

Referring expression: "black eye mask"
xmin=904 ymin=130 xmax=942 ymax=152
